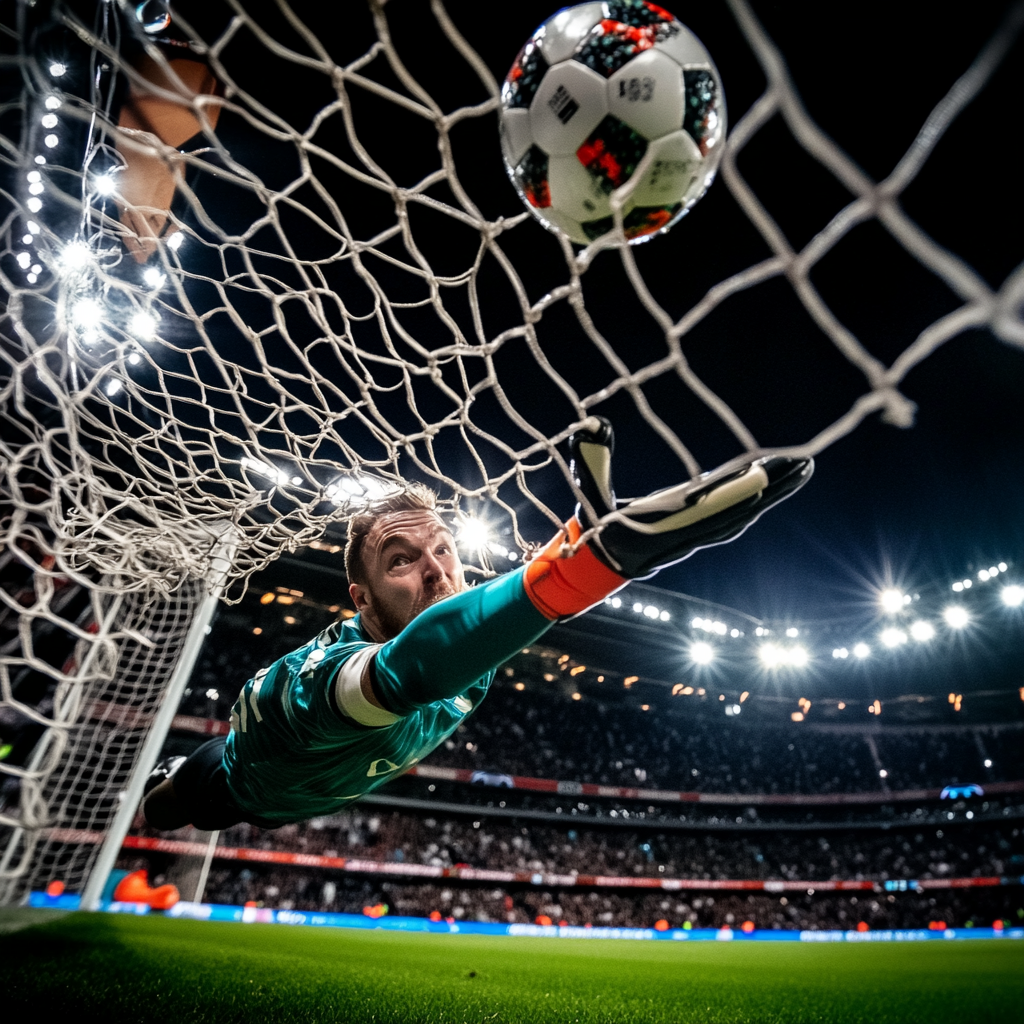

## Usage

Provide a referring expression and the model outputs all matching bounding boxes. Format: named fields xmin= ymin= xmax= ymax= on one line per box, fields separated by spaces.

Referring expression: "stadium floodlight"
xmin=989 ymin=565 xmax=999 ymax=576
xmin=1001 ymin=585 xmax=1024 ymax=607
xmin=880 ymin=628 xmax=907 ymax=648
xmin=943 ymin=606 xmax=969 ymax=629
xmin=167 ymin=231 xmax=185 ymax=250
xmin=910 ymin=620 xmax=935 ymax=641
xmin=644 ymin=605 xmax=659 ymax=619
xmin=94 ymin=173 xmax=117 ymax=196
xmin=634 ymin=602 xmax=644 ymax=613
xmin=690 ymin=641 xmax=714 ymax=665
xmin=456 ymin=515 xmax=492 ymax=553
xmin=998 ymin=562 xmax=1008 ymax=572
xmin=759 ymin=643 xmax=782 ymax=668
xmin=785 ymin=627 xmax=799 ymax=637
xmin=961 ymin=578 xmax=972 ymax=589
xmin=44 ymin=133 xmax=59 ymax=148
xmin=142 ymin=267 xmax=166 ymax=289
xmin=71 ymin=297 xmax=103 ymax=329
xmin=105 ymin=378 xmax=121 ymax=396
xmin=610 ymin=596 xmax=622 ymax=609
xmin=241 ymin=456 xmax=289 ymax=487
xmin=49 ymin=61 xmax=66 ymax=76
xmin=659 ymin=610 xmax=671 ymax=622
xmin=129 ymin=311 xmax=158 ymax=340
xmin=60 ymin=239 xmax=92 ymax=271
xmin=978 ymin=569 xmax=990 ymax=581
xmin=852 ymin=642 xmax=870 ymax=658
xmin=832 ymin=647 xmax=848 ymax=658
xmin=45 ymin=95 xmax=61 ymax=110
xmin=952 ymin=581 xmax=964 ymax=592
xmin=788 ymin=645 xmax=808 ymax=667
xmin=879 ymin=588 xmax=904 ymax=614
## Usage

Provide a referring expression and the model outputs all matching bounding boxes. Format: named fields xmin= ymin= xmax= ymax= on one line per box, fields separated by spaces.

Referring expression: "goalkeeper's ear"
xmin=569 ymin=416 xmax=616 ymax=525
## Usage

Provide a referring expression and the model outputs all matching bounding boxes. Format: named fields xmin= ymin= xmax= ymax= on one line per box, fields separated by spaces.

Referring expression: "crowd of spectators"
xmin=207 ymin=811 xmax=1023 ymax=883
xmin=121 ymin=851 xmax=1022 ymax=932
xmin=173 ymin=628 xmax=1023 ymax=797
xmin=401 ymin=682 xmax=1019 ymax=795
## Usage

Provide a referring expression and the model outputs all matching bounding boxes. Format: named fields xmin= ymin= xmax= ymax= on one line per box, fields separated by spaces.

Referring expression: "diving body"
xmin=144 ymin=419 xmax=812 ymax=831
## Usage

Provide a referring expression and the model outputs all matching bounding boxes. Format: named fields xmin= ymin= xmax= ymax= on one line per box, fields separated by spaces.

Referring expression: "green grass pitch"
xmin=1 ymin=911 xmax=1021 ymax=1023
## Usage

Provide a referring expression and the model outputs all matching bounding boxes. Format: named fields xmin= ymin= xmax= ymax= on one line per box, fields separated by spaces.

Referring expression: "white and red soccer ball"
xmin=500 ymin=2 xmax=726 ymax=245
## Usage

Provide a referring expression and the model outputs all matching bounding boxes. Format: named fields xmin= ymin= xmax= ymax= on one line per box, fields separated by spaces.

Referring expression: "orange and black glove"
xmin=524 ymin=417 xmax=813 ymax=619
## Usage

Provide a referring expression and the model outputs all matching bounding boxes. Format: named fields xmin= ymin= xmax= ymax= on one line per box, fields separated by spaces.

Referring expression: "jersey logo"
xmin=366 ymin=758 xmax=400 ymax=777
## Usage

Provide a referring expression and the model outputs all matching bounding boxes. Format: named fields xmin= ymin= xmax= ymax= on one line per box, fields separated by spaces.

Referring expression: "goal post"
xmin=78 ymin=525 xmax=235 ymax=911
xmin=0 ymin=524 xmax=235 ymax=908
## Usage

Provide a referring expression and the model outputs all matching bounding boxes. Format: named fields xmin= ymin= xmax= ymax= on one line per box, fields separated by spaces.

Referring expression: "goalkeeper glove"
xmin=523 ymin=417 xmax=812 ymax=618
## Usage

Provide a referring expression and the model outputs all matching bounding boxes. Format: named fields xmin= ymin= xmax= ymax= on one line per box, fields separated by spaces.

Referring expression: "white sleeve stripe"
xmin=334 ymin=645 xmax=401 ymax=728
xmin=249 ymin=675 xmax=264 ymax=724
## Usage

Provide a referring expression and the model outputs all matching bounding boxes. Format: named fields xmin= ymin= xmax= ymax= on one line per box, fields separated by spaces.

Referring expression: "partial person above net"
xmin=143 ymin=419 xmax=812 ymax=830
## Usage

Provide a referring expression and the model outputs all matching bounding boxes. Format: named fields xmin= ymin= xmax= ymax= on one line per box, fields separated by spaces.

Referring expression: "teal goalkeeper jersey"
xmin=222 ymin=568 xmax=550 ymax=825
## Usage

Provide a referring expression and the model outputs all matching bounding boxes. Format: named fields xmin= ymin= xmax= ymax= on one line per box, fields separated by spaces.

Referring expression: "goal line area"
xmin=21 ymin=891 xmax=1024 ymax=944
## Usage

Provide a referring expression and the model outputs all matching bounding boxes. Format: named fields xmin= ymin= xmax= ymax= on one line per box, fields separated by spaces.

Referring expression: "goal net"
xmin=0 ymin=0 xmax=1021 ymax=901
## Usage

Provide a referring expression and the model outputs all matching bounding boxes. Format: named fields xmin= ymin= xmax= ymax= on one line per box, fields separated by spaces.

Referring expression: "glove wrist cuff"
xmin=523 ymin=516 xmax=628 ymax=620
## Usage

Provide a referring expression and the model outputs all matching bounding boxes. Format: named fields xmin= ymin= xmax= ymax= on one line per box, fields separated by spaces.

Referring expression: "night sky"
xmin=255 ymin=0 xmax=1024 ymax=623
xmin=170 ymin=0 xmax=1022 ymax=704
xmin=19 ymin=2 xmax=1024 ymax=641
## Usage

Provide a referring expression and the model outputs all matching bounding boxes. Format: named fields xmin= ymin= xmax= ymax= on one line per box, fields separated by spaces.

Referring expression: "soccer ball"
xmin=500 ymin=2 xmax=726 ymax=246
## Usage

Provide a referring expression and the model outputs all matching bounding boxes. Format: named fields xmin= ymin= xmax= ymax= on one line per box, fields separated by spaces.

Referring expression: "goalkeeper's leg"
xmin=143 ymin=737 xmax=249 ymax=831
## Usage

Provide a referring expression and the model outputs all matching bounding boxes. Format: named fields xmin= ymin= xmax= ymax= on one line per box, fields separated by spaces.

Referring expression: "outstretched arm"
xmin=351 ymin=419 xmax=811 ymax=719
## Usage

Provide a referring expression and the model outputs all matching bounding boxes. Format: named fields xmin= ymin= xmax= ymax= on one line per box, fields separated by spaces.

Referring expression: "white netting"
xmin=0 ymin=576 xmax=206 ymax=902
xmin=0 ymin=0 xmax=1022 ymax=896
xmin=2 ymin=0 xmax=1021 ymax=592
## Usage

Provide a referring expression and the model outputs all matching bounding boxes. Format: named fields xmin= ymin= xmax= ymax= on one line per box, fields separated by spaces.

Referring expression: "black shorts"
xmin=175 ymin=737 xmax=278 ymax=831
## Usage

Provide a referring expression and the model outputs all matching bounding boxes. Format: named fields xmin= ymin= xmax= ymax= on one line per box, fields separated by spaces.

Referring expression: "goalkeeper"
xmin=144 ymin=420 xmax=811 ymax=830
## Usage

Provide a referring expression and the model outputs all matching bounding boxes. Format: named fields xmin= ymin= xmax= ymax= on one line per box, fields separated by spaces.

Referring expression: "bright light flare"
xmin=943 ymin=606 xmax=969 ymax=629
xmin=852 ymin=642 xmax=870 ymax=659
xmin=457 ymin=515 xmax=492 ymax=553
xmin=128 ymin=311 xmax=158 ymax=340
xmin=94 ymin=174 xmax=117 ymax=196
xmin=1002 ymin=585 xmax=1024 ymax=607
xmin=142 ymin=267 xmax=166 ymax=289
xmin=49 ymin=62 xmax=67 ymax=77
xmin=910 ymin=620 xmax=935 ymax=642
xmin=879 ymin=589 xmax=905 ymax=614
xmin=44 ymin=134 xmax=59 ymax=148
xmin=880 ymin=628 xmax=907 ymax=648
xmin=166 ymin=231 xmax=184 ymax=251
xmin=60 ymin=240 xmax=92 ymax=270
xmin=71 ymin=298 xmax=103 ymax=329
xmin=690 ymin=641 xmax=714 ymax=665
xmin=759 ymin=644 xmax=807 ymax=669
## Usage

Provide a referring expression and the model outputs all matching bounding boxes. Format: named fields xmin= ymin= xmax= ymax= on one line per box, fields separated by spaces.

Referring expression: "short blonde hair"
xmin=343 ymin=483 xmax=441 ymax=585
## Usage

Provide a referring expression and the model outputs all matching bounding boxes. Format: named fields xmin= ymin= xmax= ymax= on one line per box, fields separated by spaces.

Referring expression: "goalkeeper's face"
xmin=351 ymin=510 xmax=466 ymax=641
